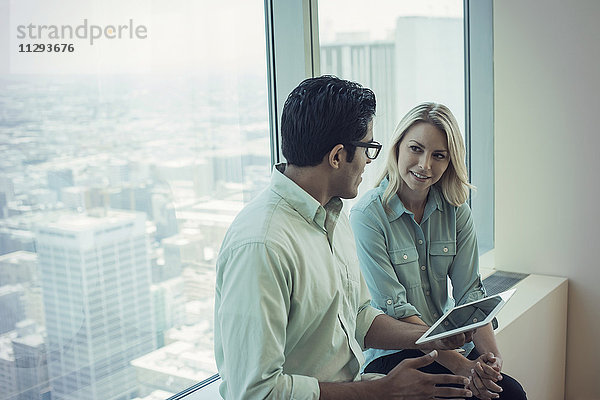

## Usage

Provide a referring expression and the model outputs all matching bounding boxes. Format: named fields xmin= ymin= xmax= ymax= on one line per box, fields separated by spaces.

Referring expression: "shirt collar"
xmin=378 ymin=177 xmax=445 ymax=222
xmin=270 ymin=163 xmax=343 ymax=228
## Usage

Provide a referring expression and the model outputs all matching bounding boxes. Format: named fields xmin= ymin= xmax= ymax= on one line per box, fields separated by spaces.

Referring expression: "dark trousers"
xmin=364 ymin=349 xmax=527 ymax=399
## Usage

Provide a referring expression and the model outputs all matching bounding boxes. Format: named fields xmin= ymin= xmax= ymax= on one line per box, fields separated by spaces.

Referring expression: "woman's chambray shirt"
xmin=349 ymin=179 xmax=486 ymax=367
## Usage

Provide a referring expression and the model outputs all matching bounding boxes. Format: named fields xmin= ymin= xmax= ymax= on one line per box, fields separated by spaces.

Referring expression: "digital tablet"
xmin=415 ymin=289 xmax=516 ymax=345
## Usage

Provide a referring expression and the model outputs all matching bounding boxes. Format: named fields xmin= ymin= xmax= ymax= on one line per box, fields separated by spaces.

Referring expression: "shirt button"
xmin=433 ymin=313 xmax=438 ymax=318
xmin=426 ymin=291 xmax=430 ymax=296
xmin=403 ymin=254 xmax=408 ymax=260
xmin=444 ymin=321 xmax=449 ymax=326
xmin=418 ymin=239 xmax=423 ymax=245
xmin=443 ymin=247 xmax=449 ymax=253
xmin=386 ymin=299 xmax=393 ymax=305
xmin=420 ymin=265 xmax=426 ymax=271
xmin=473 ymin=318 xmax=478 ymax=323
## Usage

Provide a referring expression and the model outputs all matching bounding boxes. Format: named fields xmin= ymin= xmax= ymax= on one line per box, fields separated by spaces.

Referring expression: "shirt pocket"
xmin=389 ymin=247 xmax=420 ymax=289
xmin=428 ymin=241 xmax=456 ymax=281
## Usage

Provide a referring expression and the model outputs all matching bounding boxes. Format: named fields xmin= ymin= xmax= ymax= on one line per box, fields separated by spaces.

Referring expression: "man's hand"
xmin=426 ymin=329 xmax=475 ymax=351
xmin=380 ymin=350 xmax=472 ymax=399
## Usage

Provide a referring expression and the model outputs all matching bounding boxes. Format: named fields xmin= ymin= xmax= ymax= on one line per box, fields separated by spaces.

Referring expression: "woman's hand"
xmin=453 ymin=353 xmax=503 ymax=399
xmin=469 ymin=353 xmax=504 ymax=399
xmin=480 ymin=352 xmax=503 ymax=373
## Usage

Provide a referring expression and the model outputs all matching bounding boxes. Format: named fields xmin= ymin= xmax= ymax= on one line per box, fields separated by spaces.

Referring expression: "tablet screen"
xmin=415 ymin=289 xmax=515 ymax=345
xmin=428 ymin=296 xmax=501 ymax=336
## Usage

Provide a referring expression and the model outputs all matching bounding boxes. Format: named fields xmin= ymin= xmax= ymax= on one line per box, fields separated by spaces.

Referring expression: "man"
xmin=214 ymin=76 xmax=473 ymax=399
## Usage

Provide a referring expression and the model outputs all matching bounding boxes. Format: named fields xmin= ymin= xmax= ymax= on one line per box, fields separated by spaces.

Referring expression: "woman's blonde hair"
xmin=377 ymin=102 xmax=474 ymax=211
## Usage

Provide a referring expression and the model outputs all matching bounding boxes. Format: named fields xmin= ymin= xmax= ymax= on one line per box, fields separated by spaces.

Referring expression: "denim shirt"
xmin=350 ymin=179 xmax=486 ymax=367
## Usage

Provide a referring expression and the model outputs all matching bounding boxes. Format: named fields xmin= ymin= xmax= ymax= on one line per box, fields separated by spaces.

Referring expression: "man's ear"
xmin=327 ymin=144 xmax=345 ymax=169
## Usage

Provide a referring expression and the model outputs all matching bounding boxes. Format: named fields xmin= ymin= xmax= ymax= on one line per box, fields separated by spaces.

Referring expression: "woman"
xmin=350 ymin=102 xmax=526 ymax=399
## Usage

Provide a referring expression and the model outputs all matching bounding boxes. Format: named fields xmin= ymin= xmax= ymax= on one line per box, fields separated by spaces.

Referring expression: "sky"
xmin=1 ymin=0 xmax=461 ymax=75
xmin=3 ymin=0 xmax=267 ymax=74
xmin=319 ymin=0 xmax=462 ymax=42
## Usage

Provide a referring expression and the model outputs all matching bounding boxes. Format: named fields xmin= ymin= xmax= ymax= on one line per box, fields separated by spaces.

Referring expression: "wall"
xmin=493 ymin=0 xmax=600 ymax=399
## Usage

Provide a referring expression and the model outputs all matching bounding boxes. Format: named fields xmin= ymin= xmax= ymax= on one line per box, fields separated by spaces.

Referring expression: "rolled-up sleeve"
xmin=449 ymin=203 xmax=486 ymax=305
xmin=350 ymin=208 xmax=420 ymax=321
xmin=215 ymin=242 xmax=320 ymax=400
xmin=355 ymin=278 xmax=385 ymax=350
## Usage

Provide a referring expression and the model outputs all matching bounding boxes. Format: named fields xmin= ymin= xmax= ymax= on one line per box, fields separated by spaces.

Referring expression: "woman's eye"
xmin=434 ymin=153 xmax=446 ymax=160
xmin=409 ymin=146 xmax=421 ymax=152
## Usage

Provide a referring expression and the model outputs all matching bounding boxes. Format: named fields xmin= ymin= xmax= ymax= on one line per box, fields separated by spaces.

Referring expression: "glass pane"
xmin=318 ymin=0 xmax=464 ymax=207
xmin=1 ymin=1 xmax=269 ymax=399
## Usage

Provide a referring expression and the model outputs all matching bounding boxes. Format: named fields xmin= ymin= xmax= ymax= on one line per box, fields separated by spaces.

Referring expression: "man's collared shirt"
xmin=215 ymin=164 xmax=382 ymax=399
xmin=350 ymin=178 xmax=486 ymax=367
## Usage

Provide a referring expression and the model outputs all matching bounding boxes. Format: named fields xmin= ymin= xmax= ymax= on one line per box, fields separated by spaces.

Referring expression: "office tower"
xmin=393 ymin=16 xmax=464 ymax=130
xmin=108 ymin=184 xmax=154 ymax=218
xmin=108 ymin=161 xmax=130 ymax=187
xmin=36 ymin=210 xmax=156 ymax=400
xmin=321 ymin=40 xmax=396 ymax=141
xmin=0 ymin=285 xmax=26 ymax=334
xmin=152 ymin=195 xmax=177 ymax=241
xmin=12 ymin=320 xmax=50 ymax=400
xmin=320 ymin=39 xmax=396 ymax=192
xmin=46 ymin=169 xmax=74 ymax=201
xmin=0 ymin=192 xmax=8 ymax=219
xmin=0 ymin=251 xmax=38 ymax=286
xmin=162 ymin=233 xmax=203 ymax=276
xmin=0 ymin=227 xmax=36 ymax=256
xmin=0 ymin=252 xmax=45 ymax=327
xmin=60 ymin=187 xmax=88 ymax=211
xmin=0 ymin=177 xmax=15 ymax=203
xmin=0 ymin=332 xmax=19 ymax=400
xmin=151 ymin=277 xmax=185 ymax=348
xmin=192 ymin=159 xmax=214 ymax=198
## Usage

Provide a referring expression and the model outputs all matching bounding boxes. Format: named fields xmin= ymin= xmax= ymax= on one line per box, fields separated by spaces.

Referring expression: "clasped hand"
xmin=457 ymin=352 xmax=503 ymax=400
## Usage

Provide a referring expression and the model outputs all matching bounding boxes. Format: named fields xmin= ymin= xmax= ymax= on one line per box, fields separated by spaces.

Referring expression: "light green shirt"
xmin=215 ymin=164 xmax=383 ymax=399
xmin=350 ymin=179 xmax=486 ymax=367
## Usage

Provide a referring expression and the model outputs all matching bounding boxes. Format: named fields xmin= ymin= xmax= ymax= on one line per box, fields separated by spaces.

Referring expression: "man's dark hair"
xmin=281 ymin=75 xmax=376 ymax=167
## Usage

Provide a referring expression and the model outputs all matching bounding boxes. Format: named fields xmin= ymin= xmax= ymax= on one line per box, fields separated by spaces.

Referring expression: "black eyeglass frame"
xmin=349 ymin=140 xmax=382 ymax=160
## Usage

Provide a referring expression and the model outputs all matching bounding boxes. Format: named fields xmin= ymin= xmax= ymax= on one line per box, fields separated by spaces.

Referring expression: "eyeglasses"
xmin=350 ymin=140 xmax=382 ymax=160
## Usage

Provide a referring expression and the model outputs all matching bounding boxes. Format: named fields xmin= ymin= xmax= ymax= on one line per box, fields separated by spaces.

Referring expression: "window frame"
xmin=464 ymin=0 xmax=494 ymax=256
xmin=170 ymin=0 xmax=495 ymax=397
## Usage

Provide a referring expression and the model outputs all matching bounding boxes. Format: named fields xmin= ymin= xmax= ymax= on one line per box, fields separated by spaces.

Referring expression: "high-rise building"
xmin=151 ymin=277 xmax=185 ymax=348
xmin=393 ymin=16 xmax=464 ymax=130
xmin=0 ymin=176 xmax=15 ymax=203
xmin=0 ymin=192 xmax=8 ymax=219
xmin=0 ymin=285 xmax=26 ymax=334
xmin=36 ymin=210 xmax=156 ymax=400
xmin=0 ymin=334 xmax=18 ymax=400
xmin=46 ymin=169 xmax=74 ymax=201
xmin=12 ymin=320 xmax=50 ymax=400
xmin=0 ymin=251 xmax=38 ymax=287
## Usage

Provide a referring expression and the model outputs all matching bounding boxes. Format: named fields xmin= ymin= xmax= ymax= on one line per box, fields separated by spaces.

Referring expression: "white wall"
xmin=493 ymin=1 xmax=600 ymax=399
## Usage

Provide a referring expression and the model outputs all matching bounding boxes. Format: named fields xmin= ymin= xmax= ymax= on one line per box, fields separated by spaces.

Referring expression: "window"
xmin=1 ymin=1 xmax=494 ymax=399
xmin=318 ymin=0 xmax=465 ymax=210
xmin=317 ymin=0 xmax=494 ymax=254
xmin=1 ymin=1 xmax=269 ymax=399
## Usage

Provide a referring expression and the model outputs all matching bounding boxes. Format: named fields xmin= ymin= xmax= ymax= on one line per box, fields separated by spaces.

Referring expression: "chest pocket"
xmin=428 ymin=241 xmax=456 ymax=280
xmin=389 ymin=247 xmax=420 ymax=289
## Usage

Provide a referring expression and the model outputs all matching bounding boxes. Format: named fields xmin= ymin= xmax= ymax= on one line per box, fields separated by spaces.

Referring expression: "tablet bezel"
xmin=415 ymin=289 xmax=516 ymax=345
